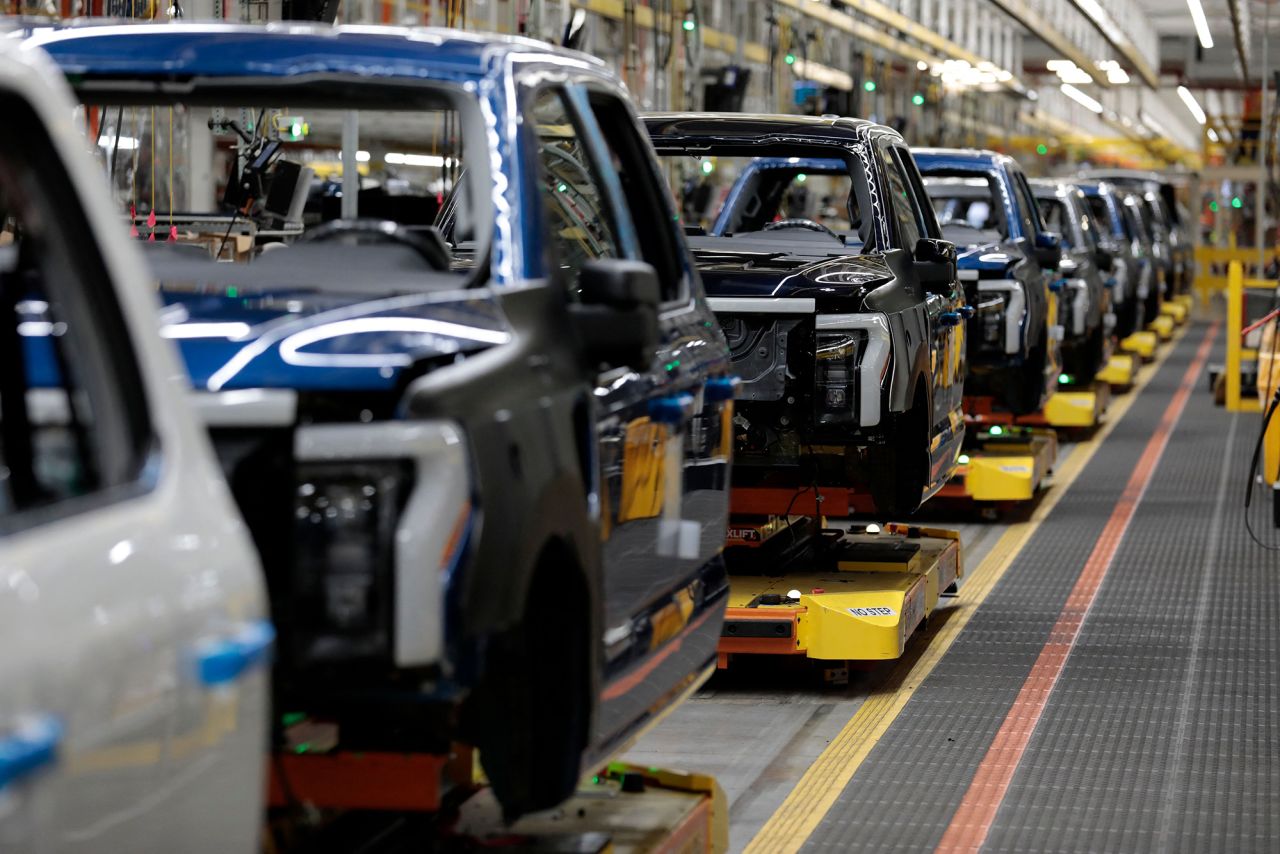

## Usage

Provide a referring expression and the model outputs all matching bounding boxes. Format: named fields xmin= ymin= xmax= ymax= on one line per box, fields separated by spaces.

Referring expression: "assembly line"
xmin=0 ymin=3 xmax=1276 ymax=853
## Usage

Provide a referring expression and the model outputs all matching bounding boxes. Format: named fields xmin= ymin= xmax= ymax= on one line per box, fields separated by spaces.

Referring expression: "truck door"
xmin=524 ymin=82 xmax=727 ymax=751
xmin=0 ymin=76 xmax=268 ymax=853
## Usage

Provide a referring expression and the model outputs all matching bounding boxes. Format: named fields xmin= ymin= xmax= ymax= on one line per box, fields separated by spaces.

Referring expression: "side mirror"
xmin=569 ymin=259 xmax=661 ymax=370
xmin=1093 ymin=246 xmax=1114 ymax=272
xmin=1033 ymin=232 xmax=1061 ymax=272
xmin=914 ymin=237 xmax=957 ymax=290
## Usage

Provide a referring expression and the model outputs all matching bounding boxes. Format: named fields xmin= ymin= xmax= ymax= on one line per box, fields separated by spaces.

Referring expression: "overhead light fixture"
xmin=1186 ymin=0 xmax=1214 ymax=49
xmin=1177 ymin=85 xmax=1207 ymax=124
xmin=384 ymin=152 xmax=451 ymax=167
xmin=1061 ymin=83 xmax=1104 ymax=114
xmin=1096 ymin=60 xmax=1130 ymax=85
xmin=917 ymin=60 xmax=929 ymax=71
xmin=1047 ymin=59 xmax=1093 ymax=85
xmin=1207 ymin=127 xmax=1220 ymax=142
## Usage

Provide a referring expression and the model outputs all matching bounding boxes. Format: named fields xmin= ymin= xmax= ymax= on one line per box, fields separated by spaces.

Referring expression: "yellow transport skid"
xmin=1041 ymin=382 xmax=1110 ymax=429
xmin=1160 ymin=300 xmax=1189 ymax=325
xmin=1149 ymin=313 xmax=1175 ymax=340
xmin=719 ymin=525 xmax=962 ymax=662
xmin=941 ymin=426 xmax=1058 ymax=503
xmin=1097 ymin=353 xmax=1137 ymax=389
xmin=1121 ymin=330 xmax=1158 ymax=359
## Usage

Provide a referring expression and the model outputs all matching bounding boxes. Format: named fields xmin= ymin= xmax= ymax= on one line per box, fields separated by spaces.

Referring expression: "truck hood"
xmin=955 ymin=244 xmax=1019 ymax=276
xmin=697 ymin=253 xmax=894 ymax=302
xmin=158 ymin=287 xmax=510 ymax=393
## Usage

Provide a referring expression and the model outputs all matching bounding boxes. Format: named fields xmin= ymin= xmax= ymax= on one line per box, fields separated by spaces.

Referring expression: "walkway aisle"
xmin=775 ymin=319 xmax=1279 ymax=853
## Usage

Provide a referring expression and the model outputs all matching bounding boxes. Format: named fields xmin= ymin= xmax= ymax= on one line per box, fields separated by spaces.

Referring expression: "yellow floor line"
xmin=742 ymin=331 xmax=1183 ymax=854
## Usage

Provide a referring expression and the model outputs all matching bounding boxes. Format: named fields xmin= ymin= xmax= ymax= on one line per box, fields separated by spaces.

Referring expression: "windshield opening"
xmin=650 ymin=144 xmax=872 ymax=259
xmin=922 ymin=174 xmax=1008 ymax=243
xmin=1085 ymin=194 xmax=1119 ymax=239
xmin=73 ymin=80 xmax=491 ymax=296
xmin=1036 ymin=196 xmax=1077 ymax=250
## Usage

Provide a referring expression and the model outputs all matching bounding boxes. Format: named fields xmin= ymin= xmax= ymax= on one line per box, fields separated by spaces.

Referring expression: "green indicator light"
xmin=290 ymin=122 xmax=303 ymax=138
xmin=294 ymin=742 xmax=311 ymax=754
xmin=863 ymin=80 xmax=877 ymax=92
xmin=796 ymin=173 xmax=807 ymax=183
xmin=958 ymin=454 xmax=971 ymax=465
xmin=701 ymin=159 xmax=714 ymax=174
xmin=912 ymin=93 xmax=925 ymax=106
xmin=1231 ymin=196 xmax=1243 ymax=209
xmin=226 ymin=286 xmax=238 ymax=298
xmin=682 ymin=18 xmax=696 ymax=31
xmin=1058 ymin=373 xmax=1073 ymax=385
xmin=989 ymin=425 xmax=1004 ymax=436
xmin=1209 ymin=201 xmax=1219 ymax=212
xmin=281 ymin=712 xmax=306 ymax=727
xmin=557 ymin=182 xmax=568 ymax=192
xmin=592 ymin=775 xmax=601 ymax=785
xmin=784 ymin=53 xmax=796 ymax=65
xmin=1036 ymin=143 xmax=1048 ymax=155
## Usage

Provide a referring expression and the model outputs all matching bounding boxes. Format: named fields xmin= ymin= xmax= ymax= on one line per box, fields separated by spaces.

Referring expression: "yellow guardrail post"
xmin=1226 ymin=261 xmax=1243 ymax=412
xmin=1194 ymin=246 xmax=1279 ymax=301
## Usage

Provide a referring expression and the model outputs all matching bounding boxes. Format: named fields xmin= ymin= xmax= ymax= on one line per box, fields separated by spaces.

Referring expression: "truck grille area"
xmin=721 ymin=315 xmax=806 ymax=402
xmin=209 ymin=428 xmax=417 ymax=706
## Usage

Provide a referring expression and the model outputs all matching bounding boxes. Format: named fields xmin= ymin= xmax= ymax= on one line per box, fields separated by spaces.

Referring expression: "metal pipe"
xmin=341 ymin=110 xmax=358 ymax=221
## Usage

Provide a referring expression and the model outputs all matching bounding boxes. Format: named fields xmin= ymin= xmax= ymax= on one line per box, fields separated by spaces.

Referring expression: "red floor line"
xmin=934 ymin=323 xmax=1220 ymax=854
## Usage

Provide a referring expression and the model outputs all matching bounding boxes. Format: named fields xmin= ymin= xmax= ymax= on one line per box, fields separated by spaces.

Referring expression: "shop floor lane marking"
xmin=741 ymin=328 xmax=1186 ymax=854
xmin=934 ymin=322 xmax=1218 ymax=854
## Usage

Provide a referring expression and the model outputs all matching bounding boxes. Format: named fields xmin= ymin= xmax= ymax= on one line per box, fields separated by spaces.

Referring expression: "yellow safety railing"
xmin=1195 ymin=246 xmax=1278 ymax=304
xmin=1224 ymin=261 xmax=1280 ymax=483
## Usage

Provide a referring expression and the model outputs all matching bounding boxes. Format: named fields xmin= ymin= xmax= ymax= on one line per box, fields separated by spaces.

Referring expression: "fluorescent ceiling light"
xmin=385 ymin=152 xmax=450 ymax=167
xmin=1096 ymin=60 xmax=1130 ymax=85
xmin=1186 ymin=0 xmax=1214 ymax=49
xmin=1048 ymin=59 xmax=1092 ymax=85
xmin=1177 ymin=85 xmax=1207 ymax=124
xmin=337 ymin=150 xmax=371 ymax=162
xmin=1207 ymin=127 xmax=1220 ymax=142
xmin=1060 ymin=83 xmax=1104 ymax=114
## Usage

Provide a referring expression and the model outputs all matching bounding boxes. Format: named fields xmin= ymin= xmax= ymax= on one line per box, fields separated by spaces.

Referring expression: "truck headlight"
xmin=812 ymin=313 xmax=890 ymax=428
xmin=815 ymin=333 xmax=858 ymax=418
xmin=293 ymin=461 xmax=413 ymax=664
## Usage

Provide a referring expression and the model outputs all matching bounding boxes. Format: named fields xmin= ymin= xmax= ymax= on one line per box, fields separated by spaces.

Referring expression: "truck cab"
xmin=1030 ymin=179 xmax=1112 ymax=382
xmin=917 ymin=148 xmax=1060 ymax=415
xmin=32 ymin=23 xmax=733 ymax=820
xmin=645 ymin=113 xmax=967 ymax=516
